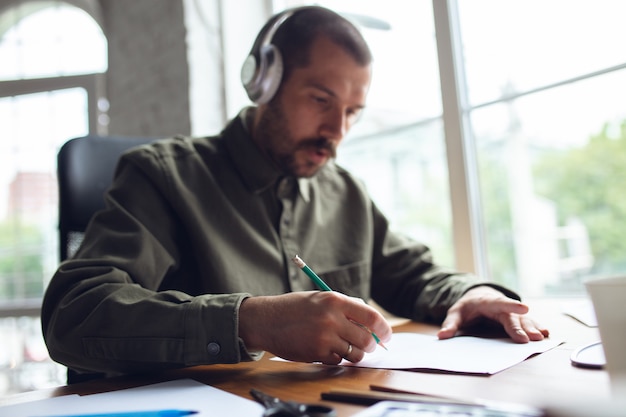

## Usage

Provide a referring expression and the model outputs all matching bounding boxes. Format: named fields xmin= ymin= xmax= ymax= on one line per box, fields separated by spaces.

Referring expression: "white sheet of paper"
xmin=0 ymin=378 xmax=264 ymax=417
xmin=0 ymin=395 xmax=82 ymax=417
xmin=340 ymin=333 xmax=562 ymax=375
xmin=561 ymin=298 xmax=598 ymax=327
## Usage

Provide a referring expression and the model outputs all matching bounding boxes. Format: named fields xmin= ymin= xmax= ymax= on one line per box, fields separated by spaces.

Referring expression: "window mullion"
xmin=432 ymin=0 xmax=488 ymax=277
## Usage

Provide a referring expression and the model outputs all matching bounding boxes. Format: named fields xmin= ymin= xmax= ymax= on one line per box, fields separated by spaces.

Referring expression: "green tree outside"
xmin=534 ymin=120 xmax=626 ymax=274
xmin=0 ymin=218 xmax=45 ymax=301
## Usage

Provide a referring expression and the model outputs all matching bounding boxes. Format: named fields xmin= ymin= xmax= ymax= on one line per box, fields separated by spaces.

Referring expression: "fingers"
xmin=536 ymin=323 xmax=550 ymax=338
xmin=493 ymin=301 xmax=549 ymax=343
xmin=520 ymin=316 xmax=550 ymax=341
xmin=341 ymin=297 xmax=392 ymax=353
xmin=335 ymin=340 xmax=365 ymax=364
xmin=437 ymin=310 xmax=461 ymax=340
xmin=241 ymin=291 xmax=389 ymax=364
xmin=479 ymin=294 xmax=529 ymax=317
xmin=500 ymin=313 xmax=551 ymax=343
xmin=321 ymin=337 xmax=367 ymax=365
xmin=321 ymin=294 xmax=389 ymax=363
xmin=500 ymin=312 xmax=531 ymax=343
xmin=438 ymin=286 xmax=550 ymax=343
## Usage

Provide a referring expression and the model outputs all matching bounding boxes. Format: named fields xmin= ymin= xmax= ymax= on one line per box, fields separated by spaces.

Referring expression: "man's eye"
xmin=312 ymin=95 xmax=329 ymax=105
xmin=347 ymin=108 xmax=363 ymax=122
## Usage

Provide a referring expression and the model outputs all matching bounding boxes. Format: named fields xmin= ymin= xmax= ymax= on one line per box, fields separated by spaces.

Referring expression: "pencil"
xmin=292 ymin=255 xmax=388 ymax=350
xmin=41 ymin=410 xmax=198 ymax=417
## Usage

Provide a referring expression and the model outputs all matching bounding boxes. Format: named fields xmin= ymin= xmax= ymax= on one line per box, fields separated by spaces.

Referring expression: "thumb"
xmin=437 ymin=311 xmax=461 ymax=340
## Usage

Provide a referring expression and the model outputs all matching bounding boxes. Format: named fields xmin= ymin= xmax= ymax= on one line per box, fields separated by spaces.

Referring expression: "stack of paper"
xmin=340 ymin=333 xmax=562 ymax=375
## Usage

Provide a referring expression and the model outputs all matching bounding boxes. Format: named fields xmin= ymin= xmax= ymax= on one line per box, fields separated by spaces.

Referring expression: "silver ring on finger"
xmin=343 ymin=342 xmax=353 ymax=359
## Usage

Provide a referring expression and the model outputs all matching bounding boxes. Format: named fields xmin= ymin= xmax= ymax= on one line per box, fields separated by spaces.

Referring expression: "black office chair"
xmin=56 ymin=135 xmax=157 ymax=384
xmin=57 ymin=135 xmax=157 ymax=261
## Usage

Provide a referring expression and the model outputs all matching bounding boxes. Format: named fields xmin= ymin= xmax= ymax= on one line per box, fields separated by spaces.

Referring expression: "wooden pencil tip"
xmin=292 ymin=255 xmax=305 ymax=268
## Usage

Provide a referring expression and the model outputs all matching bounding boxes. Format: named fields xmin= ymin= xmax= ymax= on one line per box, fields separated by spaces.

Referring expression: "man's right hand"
xmin=238 ymin=291 xmax=392 ymax=364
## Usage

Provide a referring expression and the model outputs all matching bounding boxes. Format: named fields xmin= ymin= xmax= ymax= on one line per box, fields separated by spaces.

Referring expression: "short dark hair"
xmin=259 ymin=6 xmax=372 ymax=82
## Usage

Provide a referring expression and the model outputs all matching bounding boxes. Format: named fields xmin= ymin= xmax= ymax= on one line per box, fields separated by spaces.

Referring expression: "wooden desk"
xmin=1 ymin=298 xmax=609 ymax=416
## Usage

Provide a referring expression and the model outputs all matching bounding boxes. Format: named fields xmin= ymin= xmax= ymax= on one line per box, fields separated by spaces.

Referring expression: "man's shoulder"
xmin=113 ymin=135 xmax=230 ymax=187
xmin=126 ymin=111 xmax=247 ymax=163
xmin=123 ymin=134 xmax=224 ymax=162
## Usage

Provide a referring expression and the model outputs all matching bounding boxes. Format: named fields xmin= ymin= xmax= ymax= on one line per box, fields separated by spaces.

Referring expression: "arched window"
xmin=0 ymin=0 xmax=107 ymax=394
xmin=0 ymin=1 xmax=107 ymax=79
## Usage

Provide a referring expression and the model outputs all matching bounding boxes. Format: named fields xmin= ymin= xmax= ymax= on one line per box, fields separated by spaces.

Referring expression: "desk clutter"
xmin=352 ymin=401 xmax=542 ymax=417
xmin=0 ymin=300 xmax=617 ymax=417
xmin=0 ymin=379 xmax=264 ymax=417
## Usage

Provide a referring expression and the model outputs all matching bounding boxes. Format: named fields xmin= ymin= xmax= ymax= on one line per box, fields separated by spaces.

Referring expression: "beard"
xmin=255 ymin=99 xmax=337 ymax=178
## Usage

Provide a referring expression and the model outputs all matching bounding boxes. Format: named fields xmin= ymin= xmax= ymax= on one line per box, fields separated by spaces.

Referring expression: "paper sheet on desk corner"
xmin=561 ymin=298 xmax=598 ymax=327
xmin=341 ymin=333 xmax=563 ymax=375
xmin=0 ymin=378 xmax=264 ymax=417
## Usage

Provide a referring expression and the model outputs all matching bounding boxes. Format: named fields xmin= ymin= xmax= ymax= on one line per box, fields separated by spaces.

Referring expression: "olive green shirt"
xmin=42 ymin=108 xmax=517 ymax=377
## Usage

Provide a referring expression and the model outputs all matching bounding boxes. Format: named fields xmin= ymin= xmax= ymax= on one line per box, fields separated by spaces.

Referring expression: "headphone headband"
xmin=259 ymin=11 xmax=294 ymax=55
xmin=240 ymin=10 xmax=296 ymax=104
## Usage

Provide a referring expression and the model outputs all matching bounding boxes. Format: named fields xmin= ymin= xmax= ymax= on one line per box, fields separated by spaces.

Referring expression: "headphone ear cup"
xmin=240 ymin=53 xmax=260 ymax=97
xmin=241 ymin=44 xmax=284 ymax=104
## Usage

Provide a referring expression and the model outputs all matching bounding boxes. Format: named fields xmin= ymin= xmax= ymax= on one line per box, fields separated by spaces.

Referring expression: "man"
xmin=42 ymin=6 xmax=548 ymax=379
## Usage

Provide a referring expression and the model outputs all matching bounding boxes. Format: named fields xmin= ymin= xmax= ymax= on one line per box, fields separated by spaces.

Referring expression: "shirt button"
xmin=207 ymin=342 xmax=221 ymax=356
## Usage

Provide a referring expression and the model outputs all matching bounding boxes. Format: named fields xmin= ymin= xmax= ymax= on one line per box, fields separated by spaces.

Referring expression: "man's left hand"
xmin=437 ymin=286 xmax=550 ymax=343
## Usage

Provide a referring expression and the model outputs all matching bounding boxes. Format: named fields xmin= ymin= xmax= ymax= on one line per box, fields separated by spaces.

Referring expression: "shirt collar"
xmin=226 ymin=107 xmax=311 ymax=202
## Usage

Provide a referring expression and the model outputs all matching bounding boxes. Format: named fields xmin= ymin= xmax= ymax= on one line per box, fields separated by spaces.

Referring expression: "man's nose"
xmin=319 ymin=108 xmax=349 ymax=141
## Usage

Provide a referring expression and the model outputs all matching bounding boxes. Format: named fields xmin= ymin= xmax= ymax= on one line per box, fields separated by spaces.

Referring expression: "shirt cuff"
xmin=464 ymin=283 xmax=522 ymax=301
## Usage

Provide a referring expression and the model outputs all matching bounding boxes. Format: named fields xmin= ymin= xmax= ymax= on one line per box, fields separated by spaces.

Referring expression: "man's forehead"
xmin=305 ymin=37 xmax=371 ymax=75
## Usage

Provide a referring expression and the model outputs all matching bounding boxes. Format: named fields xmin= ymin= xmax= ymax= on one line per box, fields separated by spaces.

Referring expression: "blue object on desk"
xmin=41 ymin=410 xmax=197 ymax=417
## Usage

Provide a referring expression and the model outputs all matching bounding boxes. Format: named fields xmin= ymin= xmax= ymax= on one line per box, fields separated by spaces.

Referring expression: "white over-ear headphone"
xmin=240 ymin=10 xmax=295 ymax=104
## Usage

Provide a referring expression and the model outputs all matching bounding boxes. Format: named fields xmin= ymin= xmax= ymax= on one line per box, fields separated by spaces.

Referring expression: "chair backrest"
xmin=57 ymin=135 xmax=157 ymax=261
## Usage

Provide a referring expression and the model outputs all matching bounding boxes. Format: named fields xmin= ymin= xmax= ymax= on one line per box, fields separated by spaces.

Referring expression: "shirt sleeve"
xmin=41 ymin=147 xmax=259 ymax=376
xmin=368 ymin=202 xmax=520 ymax=323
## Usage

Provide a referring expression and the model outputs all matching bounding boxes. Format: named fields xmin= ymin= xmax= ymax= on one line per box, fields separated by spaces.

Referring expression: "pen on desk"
xmin=38 ymin=409 xmax=198 ymax=417
xmin=292 ymin=254 xmax=388 ymax=350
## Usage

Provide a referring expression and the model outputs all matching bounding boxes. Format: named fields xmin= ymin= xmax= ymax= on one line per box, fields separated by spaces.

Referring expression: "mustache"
xmin=297 ymin=138 xmax=337 ymax=158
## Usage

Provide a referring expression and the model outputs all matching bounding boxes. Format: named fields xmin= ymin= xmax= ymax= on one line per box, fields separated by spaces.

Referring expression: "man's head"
xmin=241 ymin=6 xmax=372 ymax=105
xmin=243 ymin=6 xmax=373 ymax=178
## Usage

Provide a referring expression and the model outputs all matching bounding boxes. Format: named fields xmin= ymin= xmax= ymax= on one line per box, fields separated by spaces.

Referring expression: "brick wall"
xmin=101 ymin=0 xmax=191 ymax=137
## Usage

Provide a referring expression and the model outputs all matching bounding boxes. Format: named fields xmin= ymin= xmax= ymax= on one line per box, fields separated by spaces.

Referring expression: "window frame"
xmin=0 ymin=74 xmax=105 ymax=318
xmin=432 ymin=0 xmax=487 ymax=276
xmin=435 ymin=0 xmax=626 ymax=283
xmin=0 ymin=73 xmax=106 ymax=135
xmin=0 ymin=0 xmax=107 ymax=318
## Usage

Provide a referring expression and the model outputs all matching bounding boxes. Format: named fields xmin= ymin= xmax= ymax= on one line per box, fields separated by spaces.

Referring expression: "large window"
xmin=274 ymin=0 xmax=626 ymax=297
xmin=458 ymin=1 xmax=626 ymax=295
xmin=0 ymin=0 xmax=106 ymax=394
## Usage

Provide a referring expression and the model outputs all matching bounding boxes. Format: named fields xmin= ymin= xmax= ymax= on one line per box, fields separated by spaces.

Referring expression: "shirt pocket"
xmin=317 ymin=260 xmax=371 ymax=300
